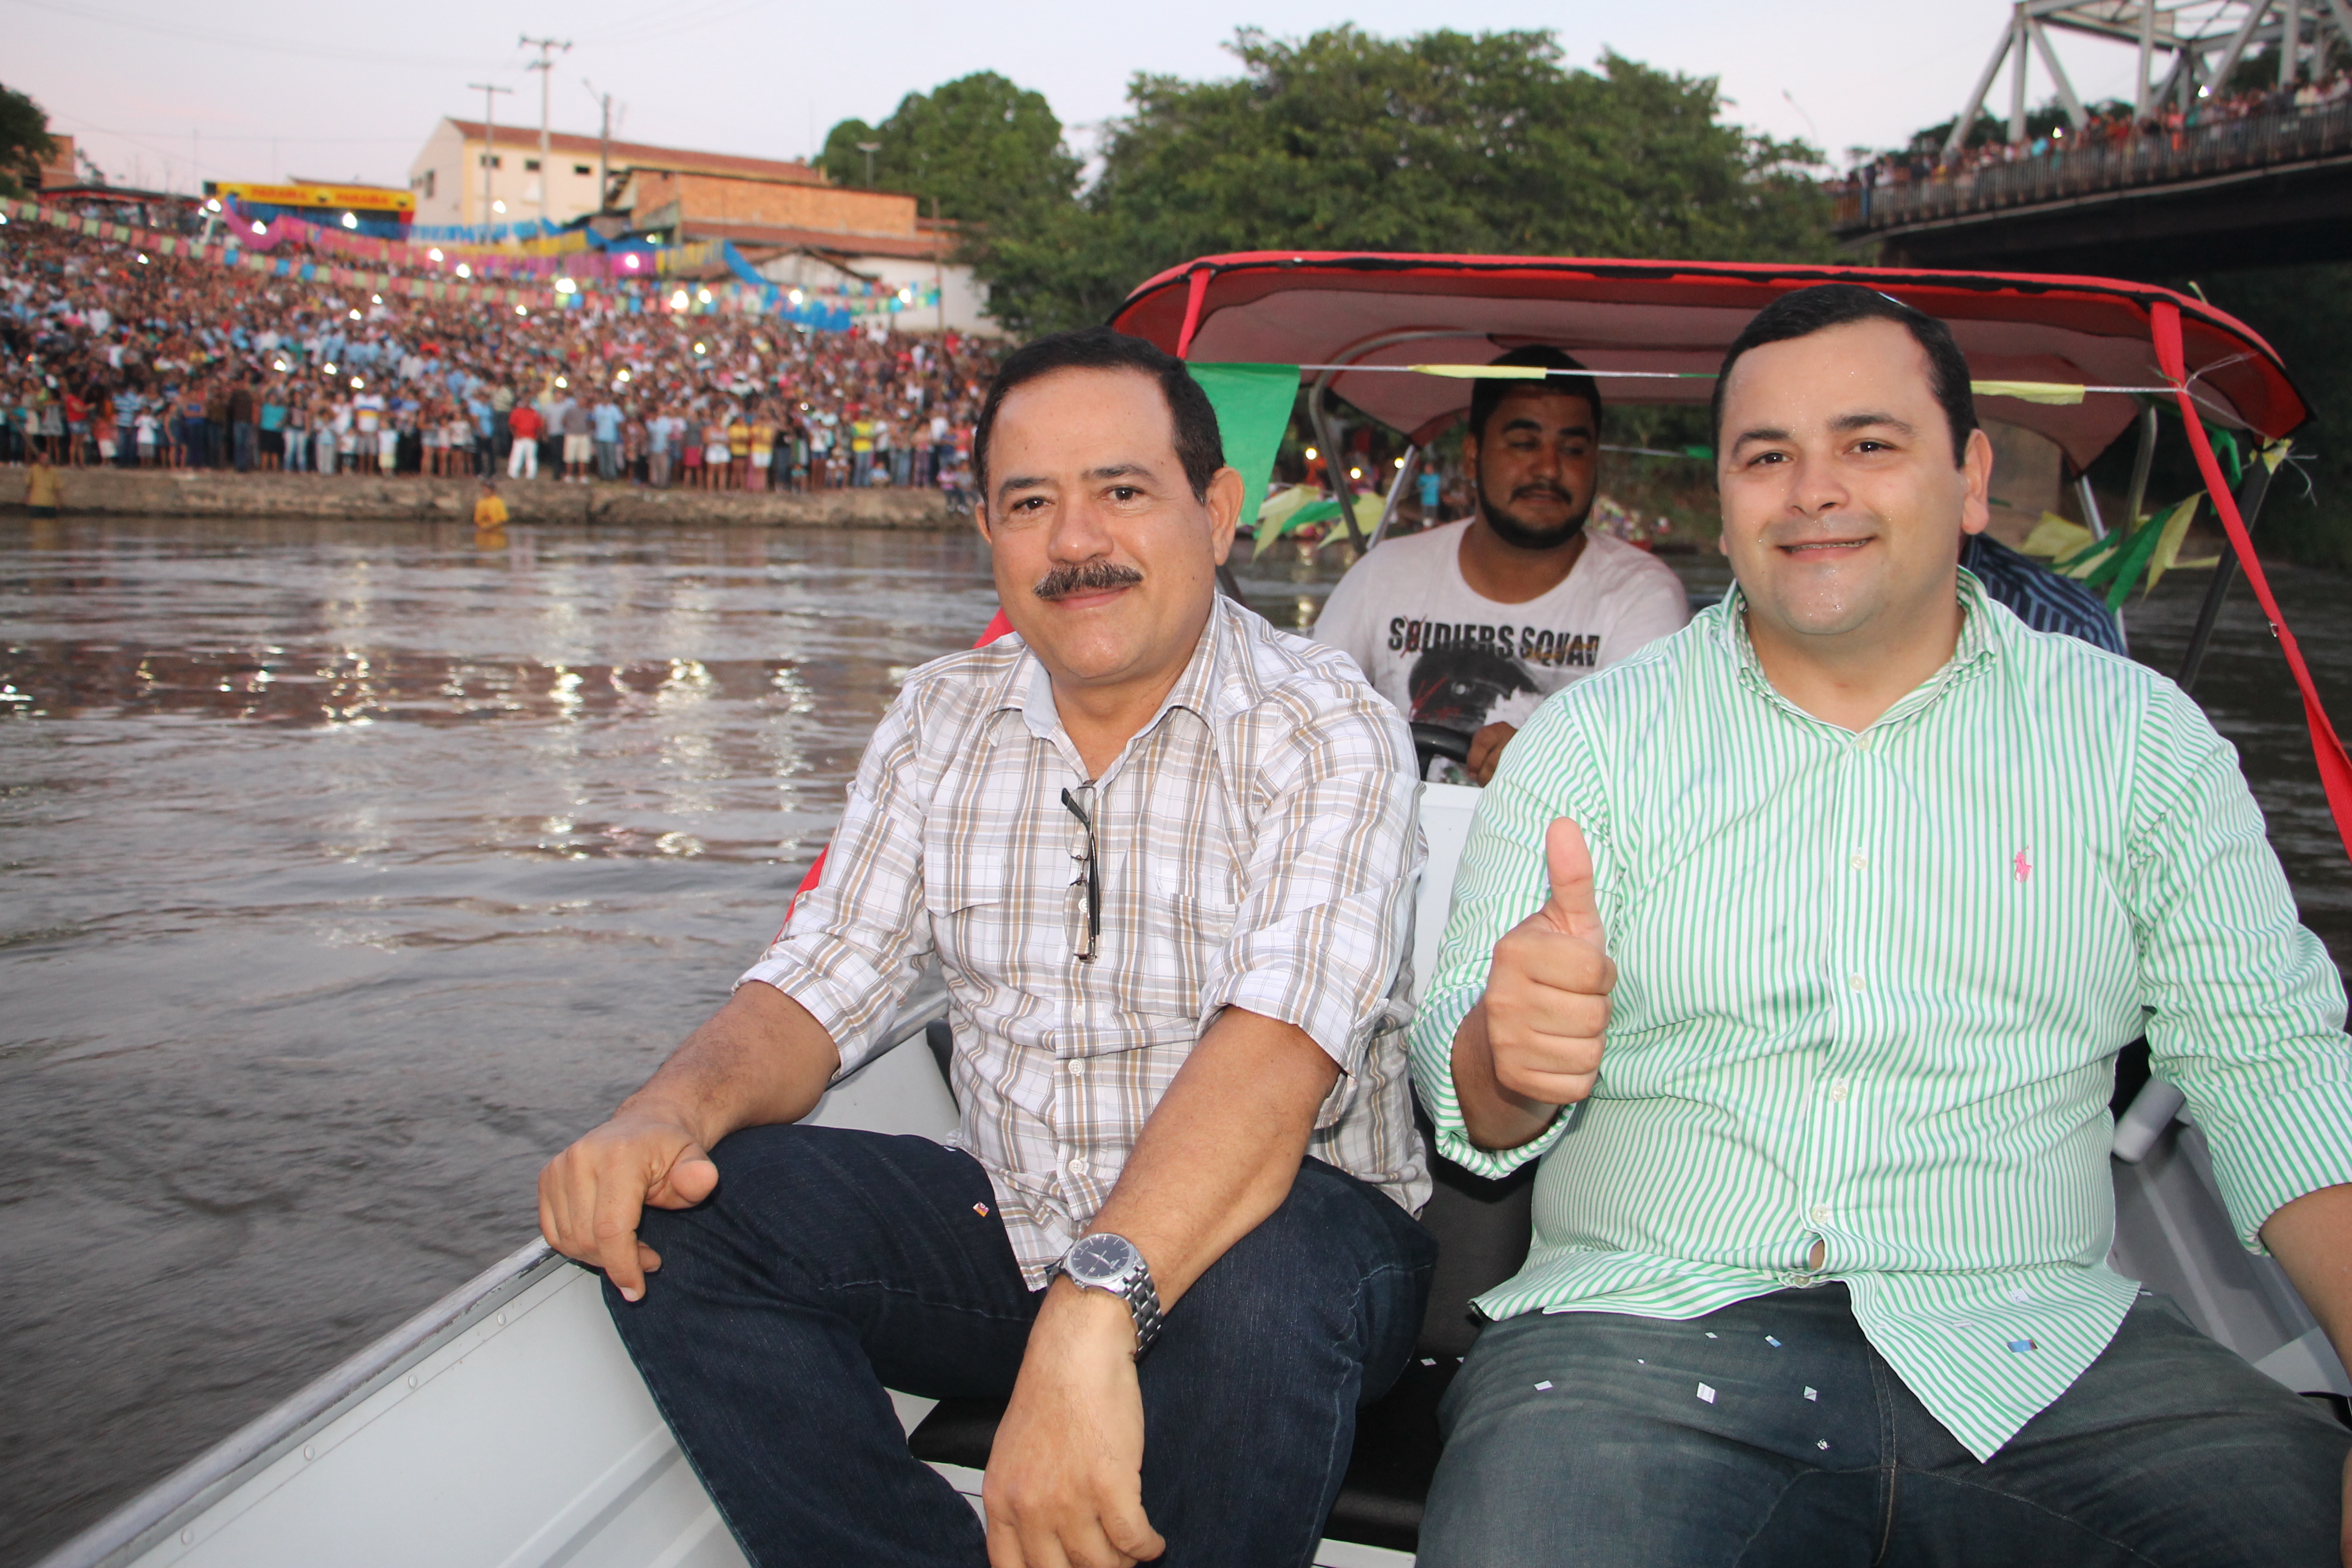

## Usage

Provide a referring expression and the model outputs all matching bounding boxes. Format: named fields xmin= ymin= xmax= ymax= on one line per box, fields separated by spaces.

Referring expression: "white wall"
xmin=755 ymin=251 xmax=995 ymax=336
xmin=406 ymin=118 xmax=612 ymax=230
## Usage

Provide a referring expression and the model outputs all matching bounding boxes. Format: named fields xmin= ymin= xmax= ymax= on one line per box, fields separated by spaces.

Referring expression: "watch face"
xmin=1066 ymin=1232 xmax=1138 ymax=1287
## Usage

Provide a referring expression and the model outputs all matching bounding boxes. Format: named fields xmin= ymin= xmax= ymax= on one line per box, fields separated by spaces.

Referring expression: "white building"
xmin=406 ymin=118 xmax=825 ymax=231
xmin=403 ymin=117 xmax=996 ymax=334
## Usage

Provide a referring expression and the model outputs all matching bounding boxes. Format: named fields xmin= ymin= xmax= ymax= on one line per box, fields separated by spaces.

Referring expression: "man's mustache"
xmin=1033 ymin=560 xmax=1145 ymax=601
xmin=1512 ymin=483 xmax=1573 ymax=504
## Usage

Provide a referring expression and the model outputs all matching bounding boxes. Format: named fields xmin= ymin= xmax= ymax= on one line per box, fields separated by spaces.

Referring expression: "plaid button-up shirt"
xmin=743 ymin=594 xmax=1431 ymax=1286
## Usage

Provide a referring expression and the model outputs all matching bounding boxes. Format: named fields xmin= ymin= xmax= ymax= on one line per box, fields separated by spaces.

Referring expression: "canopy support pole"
xmin=2176 ymin=456 xmax=2274 ymax=695
xmin=2074 ymin=472 xmax=2128 ymax=653
xmin=1309 ymin=395 xmax=1367 ymax=557
xmin=2150 ymin=300 xmax=2352 ymax=865
xmin=2125 ymin=399 xmax=2159 ymax=531
xmin=1368 ymin=445 xmax=1420 ymax=552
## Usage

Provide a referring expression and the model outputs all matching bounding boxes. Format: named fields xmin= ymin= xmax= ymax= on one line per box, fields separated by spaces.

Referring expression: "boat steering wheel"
xmin=1411 ymin=722 xmax=1473 ymax=780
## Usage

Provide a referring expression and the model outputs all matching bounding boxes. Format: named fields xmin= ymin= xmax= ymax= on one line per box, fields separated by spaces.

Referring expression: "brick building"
xmin=404 ymin=118 xmax=988 ymax=332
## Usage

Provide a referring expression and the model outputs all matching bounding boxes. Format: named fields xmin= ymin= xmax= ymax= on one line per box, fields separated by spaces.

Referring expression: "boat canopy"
xmin=1111 ymin=250 xmax=2350 ymax=865
xmin=1110 ymin=251 xmax=2307 ymax=470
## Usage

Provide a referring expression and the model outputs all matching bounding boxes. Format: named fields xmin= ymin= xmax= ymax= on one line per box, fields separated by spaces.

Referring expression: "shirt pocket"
xmin=921 ymin=849 xmax=1007 ymax=974
xmin=1123 ymin=854 xmax=1240 ymax=1017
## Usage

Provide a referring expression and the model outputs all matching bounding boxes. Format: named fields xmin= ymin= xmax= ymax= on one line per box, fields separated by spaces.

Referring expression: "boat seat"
xmin=906 ymin=1109 xmax=1537 ymax=1554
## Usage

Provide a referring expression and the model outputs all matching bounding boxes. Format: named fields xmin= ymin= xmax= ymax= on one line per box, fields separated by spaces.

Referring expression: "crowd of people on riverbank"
xmin=0 ymin=213 xmax=999 ymax=496
xmin=1839 ymin=61 xmax=2352 ymax=200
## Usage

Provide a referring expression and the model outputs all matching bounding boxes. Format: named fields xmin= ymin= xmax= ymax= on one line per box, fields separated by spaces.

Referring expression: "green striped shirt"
xmin=1410 ymin=570 xmax=2352 ymax=1460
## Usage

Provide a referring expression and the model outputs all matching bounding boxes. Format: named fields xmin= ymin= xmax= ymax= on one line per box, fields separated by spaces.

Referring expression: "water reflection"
xmin=0 ymin=516 xmax=998 ymax=1567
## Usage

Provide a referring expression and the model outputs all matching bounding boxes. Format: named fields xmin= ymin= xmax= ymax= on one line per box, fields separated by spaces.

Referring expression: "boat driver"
xmin=1410 ymin=284 xmax=2352 ymax=1567
xmin=1311 ymin=347 xmax=1690 ymax=785
xmin=538 ymin=326 xmax=1436 ymax=1568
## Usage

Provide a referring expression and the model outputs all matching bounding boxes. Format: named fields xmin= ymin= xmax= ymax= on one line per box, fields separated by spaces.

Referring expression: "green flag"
xmin=1189 ymin=363 xmax=1299 ymax=541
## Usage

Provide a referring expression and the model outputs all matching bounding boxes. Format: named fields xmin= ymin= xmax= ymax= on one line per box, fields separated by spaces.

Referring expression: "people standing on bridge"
xmin=1410 ymin=284 xmax=2352 ymax=1568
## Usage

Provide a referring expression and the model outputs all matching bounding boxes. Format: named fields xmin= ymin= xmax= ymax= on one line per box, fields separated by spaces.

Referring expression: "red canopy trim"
xmin=2151 ymin=300 xmax=2352 ymax=867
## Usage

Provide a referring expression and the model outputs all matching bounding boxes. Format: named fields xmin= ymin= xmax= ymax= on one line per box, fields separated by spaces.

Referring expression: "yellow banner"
xmin=209 ymin=182 xmax=415 ymax=215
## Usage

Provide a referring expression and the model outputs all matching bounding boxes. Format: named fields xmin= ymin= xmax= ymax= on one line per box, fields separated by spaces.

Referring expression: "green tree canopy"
xmin=0 ymin=83 xmax=57 ymax=199
xmin=819 ymin=71 xmax=1079 ymax=222
xmin=975 ymin=28 xmax=1834 ymax=334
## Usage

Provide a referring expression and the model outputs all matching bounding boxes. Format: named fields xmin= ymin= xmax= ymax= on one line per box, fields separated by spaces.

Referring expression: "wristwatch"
xmin=1057 ymin=1232 xmax=1164 ymax=1357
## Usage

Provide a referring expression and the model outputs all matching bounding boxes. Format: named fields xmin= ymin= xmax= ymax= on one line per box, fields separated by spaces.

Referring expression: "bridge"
xmin=1836 ymin=0 xmax=2352 ymax=273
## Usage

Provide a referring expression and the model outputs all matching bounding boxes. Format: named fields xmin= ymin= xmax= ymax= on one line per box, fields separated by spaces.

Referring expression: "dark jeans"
xmin=232 ymin=422 xmax=256 ymax=472
xmin=608 ymin=1125 xmax=1436 ymax=1568
xmin=1421 ymin=1283 xmax=2350 ymax=1568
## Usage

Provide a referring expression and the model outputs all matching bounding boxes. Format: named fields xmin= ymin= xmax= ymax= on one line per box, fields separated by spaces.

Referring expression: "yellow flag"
xmin=2021 ymin=512 xmax=2095 ymax=559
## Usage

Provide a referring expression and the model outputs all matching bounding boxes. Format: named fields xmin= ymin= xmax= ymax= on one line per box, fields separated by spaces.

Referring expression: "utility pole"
xmin=469 ymin=81 xmax=513 ymax=227
xmin=582 ymin=80 xmax=615 ymax=214
xmin=519 ymin=35 xmax=573 ymax=225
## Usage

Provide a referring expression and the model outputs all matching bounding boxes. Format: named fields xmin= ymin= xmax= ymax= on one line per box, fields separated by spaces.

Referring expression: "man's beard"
xmin=1033 ymin=558 xmax=1145 ymax=601
xmin=1478 ymin=472 xmax=1592 ymax=552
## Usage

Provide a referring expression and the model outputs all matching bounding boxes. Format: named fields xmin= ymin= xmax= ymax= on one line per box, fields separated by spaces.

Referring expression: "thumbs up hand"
xmin=1480 ymin=818 xmax=1615 ymax=1106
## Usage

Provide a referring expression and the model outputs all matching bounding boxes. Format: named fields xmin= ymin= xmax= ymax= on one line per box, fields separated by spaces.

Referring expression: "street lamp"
xmin=856 ymin=140 xmax=881 ymax=188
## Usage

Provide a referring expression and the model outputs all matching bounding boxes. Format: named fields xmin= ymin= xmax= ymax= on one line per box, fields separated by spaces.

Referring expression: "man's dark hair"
xmin=1711 ymin=285 xmax=1978 ymax=465
xmin=973 ymin=326 xmax=1223 ymax=503
xmin=1468 ymin=346 xmax=1603 ymax=443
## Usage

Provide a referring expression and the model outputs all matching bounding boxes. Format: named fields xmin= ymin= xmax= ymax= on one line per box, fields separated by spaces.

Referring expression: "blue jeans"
xmin=608 ymin=1124 xmax=1436 ymax=1568
xmin=1420 ymin=1283 xmax=2349 ymax=1567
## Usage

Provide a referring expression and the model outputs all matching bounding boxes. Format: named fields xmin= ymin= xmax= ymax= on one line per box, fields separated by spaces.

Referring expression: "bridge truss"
xmin=1947 ymin=0 xmax=2352 ymax=157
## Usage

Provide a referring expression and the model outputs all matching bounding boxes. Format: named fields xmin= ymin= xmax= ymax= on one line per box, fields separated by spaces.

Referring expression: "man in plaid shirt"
xmin=541 ymin=328 xmax=1436 ymax=1568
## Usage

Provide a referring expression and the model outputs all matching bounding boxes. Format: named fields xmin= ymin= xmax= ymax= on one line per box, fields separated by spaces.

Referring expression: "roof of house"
xmin=671 ymin=217 xmax=953 ymax=260
xmin=440 ymin=119 xmax=822 ymax=185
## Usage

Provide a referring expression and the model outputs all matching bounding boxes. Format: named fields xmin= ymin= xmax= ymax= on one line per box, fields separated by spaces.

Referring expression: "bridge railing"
xmin=1834 ymin=100 xmax=2352 ymax=233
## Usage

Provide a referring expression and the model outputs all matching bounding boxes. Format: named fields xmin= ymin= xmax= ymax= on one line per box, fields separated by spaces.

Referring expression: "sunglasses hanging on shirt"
xmin=1062 ymin=784 xmax=1100 ymax=962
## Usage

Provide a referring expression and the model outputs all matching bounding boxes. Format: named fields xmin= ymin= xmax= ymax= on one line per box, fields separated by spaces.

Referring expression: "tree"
xmin=819 ymin=72 xmax=1079 ymax=222
xmin=974 ymin=28 xmax=1834 ymax=335
xmin=0 ymin=83 xmax=57 ymax=199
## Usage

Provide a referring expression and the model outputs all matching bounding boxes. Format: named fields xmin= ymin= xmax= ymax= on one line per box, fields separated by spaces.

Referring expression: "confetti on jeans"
xmin=1534 ymin=1380 xmax=1554 ymax=1391
xmin=1421 ymin=1357 xmax=1436 ymax=1366
xmin=1816 ymin=1440 xmax=1830 ymax=1451
xmin=1803 ymin=1386 xmax=1819 ymax=1401
xmin=973 ymin=1203 xmax=990 ymax=1217
xmin=1696 ymin=1383 xmax=1717 ymax=1404
xmin=1765 ymin=1336 xmax=1782 ymax=1347
xmin=2008 ymin=1338 xmax=2035 ymax=1353
xmin=1705 ymin=1332 xmax=1719 ymax=1339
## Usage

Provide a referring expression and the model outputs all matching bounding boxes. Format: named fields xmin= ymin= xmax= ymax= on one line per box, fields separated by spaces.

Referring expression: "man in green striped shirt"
xmin=1412 ymin=285 xmax=2352 ymax=1566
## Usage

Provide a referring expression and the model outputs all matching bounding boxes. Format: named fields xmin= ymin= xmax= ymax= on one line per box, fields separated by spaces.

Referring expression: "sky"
xmin=6 ymin=0 xmax=2165 ymax=195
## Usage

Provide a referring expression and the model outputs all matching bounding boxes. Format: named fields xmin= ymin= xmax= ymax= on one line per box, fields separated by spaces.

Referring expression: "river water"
xmin=2 ymin=516 xmax=2345 ymax=1564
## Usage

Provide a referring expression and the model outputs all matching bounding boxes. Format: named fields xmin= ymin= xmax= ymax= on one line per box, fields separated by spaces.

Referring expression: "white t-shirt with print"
xmin=1311 ymin=520 xmax=1691 ymax=736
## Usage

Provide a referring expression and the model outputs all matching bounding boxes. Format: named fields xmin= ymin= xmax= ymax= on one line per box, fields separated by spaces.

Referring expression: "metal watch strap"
xmin=1123 ymin=1269 xmax=1164 ymax=1358
xmin=1061 ymin=1239 xmax=1165 ymax=1358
